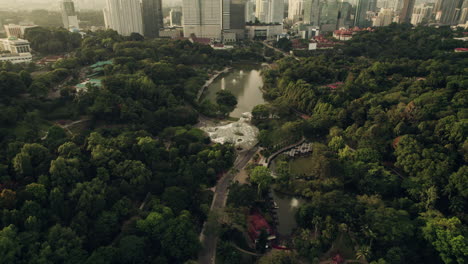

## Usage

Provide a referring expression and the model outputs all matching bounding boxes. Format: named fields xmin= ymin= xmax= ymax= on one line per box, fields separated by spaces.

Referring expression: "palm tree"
xmin=356 ymin=245 xmax=371 ymax=260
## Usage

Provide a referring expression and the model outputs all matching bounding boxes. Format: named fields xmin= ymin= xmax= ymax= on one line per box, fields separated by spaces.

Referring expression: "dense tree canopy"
xmin=261 ymin=25 xmax=467 ymax=264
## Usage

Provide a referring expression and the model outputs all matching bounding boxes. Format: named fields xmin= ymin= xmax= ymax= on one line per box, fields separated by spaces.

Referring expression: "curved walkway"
xmin=231 ymin=244 xmax=263 ymax=257
xmin=266 ymin=137 xmax=306 ymax=167
xmin=198 ymin=146 xmax=259 ymax=264
xmin=197 ymin=67 xmax=232 ymax=102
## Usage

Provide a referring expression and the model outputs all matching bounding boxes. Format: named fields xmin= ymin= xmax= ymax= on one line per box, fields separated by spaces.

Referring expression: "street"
xmin=198 ymin=146 xmax=259 ymax=264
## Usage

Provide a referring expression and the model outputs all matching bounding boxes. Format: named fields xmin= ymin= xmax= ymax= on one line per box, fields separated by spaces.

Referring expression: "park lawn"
xmin=288 ymin=155 xmax=314 ymax=177
xmin=12 ymin=119 xmax=52 ymax=139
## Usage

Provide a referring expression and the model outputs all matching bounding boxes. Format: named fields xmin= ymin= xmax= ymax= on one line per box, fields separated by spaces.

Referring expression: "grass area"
xmin=68 ymin=120 xmax=92 ymax=135
xmin=11 ymin=120 xmax=52 ymax=140
xmin=288 ymin=155 xmax=314 ymax=177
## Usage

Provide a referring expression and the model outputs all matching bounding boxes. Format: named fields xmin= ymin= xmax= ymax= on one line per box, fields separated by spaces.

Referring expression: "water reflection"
xmin=202 ymin=65 xmax=265 ymax=118
xmin=272 ymin=191 xmax=306 ymax=236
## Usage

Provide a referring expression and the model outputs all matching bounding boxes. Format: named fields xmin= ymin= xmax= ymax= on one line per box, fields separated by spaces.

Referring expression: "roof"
xmin=75 ymin=79 xmax=102 ymax=89
xmin=191 ymin=37 xmax=211 ymax=45
xmin=454 ymin=48 xmax=468 ymax=52
xmin=91 ymin=60 xmax=112 ymax=68
xmin=326 ymin=82 xmax=344 ymax=90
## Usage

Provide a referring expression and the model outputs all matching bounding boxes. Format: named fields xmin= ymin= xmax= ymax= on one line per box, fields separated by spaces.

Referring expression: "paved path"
xmin=262 ymin=41 xmax=300 ymax=61
xmin=264 ymin=137 xmax=306 ymax=167
xmin=198 ymin=146 xmax=259 ymax=264
xmin=197 ymin=67 xmax=232 ymax=102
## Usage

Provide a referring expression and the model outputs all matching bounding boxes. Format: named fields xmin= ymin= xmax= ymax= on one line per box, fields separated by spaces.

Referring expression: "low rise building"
xmin=159 ymin=27 xmax=183 ymax=39
xmin=0 ymin=37 xmax=32 ymax=64
xmin=333 ymin=27 xmax=373 ymax=41
xmin=245 ymin=24 xmax=283 ymax=40
xmin=4 ymin=24 xmax=38 ymax=38
xmin=0 ymin=53 xmax=32 ymax=64
xmin=0 ymin=37 xmax=31 ymax=53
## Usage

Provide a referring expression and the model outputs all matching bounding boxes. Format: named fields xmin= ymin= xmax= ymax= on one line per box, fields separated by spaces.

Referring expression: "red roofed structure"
xmin=333 ymin=27 xmax=373 ymax=41
xmin=248 ymin=212 xmax=272 ymax=241
xmin=454 ymin=48 xmax=468 ymax=52
xmin=326 ymin=82 xmax=344 ymax=91
xmin=188 ymin=34 xmax=212 ymax=45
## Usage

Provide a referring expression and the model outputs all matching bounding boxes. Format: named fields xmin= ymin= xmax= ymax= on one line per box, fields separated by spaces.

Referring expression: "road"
xmin=198 ymin=146 xmax=259 ymax=264
xmin=262 ymin=41 xmax=300 ymax=61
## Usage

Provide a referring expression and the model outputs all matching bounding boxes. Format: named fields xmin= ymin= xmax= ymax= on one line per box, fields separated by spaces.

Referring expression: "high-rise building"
xmin=141 ymin=0 xmax=163 ymax=38
xmin=288 ymin=0 xmax=304 ymax=21
xmin=460 ymin=0 xmax=468 ymax=23
xmin=354 ymin=0 xmax=372 ymax=27
xmin=61 ymin=0 xmax=79 ymax=29
xmin=338 ymin=1 xmax=353 ymax=28
xmin=256 ymin=0 xmax=268 ymax=22
xmin=256 ymin=0 xmax=285 ymax=23
xmin=411 ymin=4 xmax=433 ymax=25
xmin=170 ymin=8 xmax=183 ymax=27
xmin=183 ymin=0 xmax=227 ymax=40
xmin=103 ymin=0 xmax=143 ymax=36
xmin=303 ymin=0 xmax=320 ymax=25
xmin=245 ymin=0 xmax=255 ymax=22
xmin=399 ymin=0 xmax=415 ymax=23
xmin=437 ymin=0 xmax=464 ymax=25
xmin=320 ymin=0 xmax=340 ymax=30
xmin=373 ymin=8 xmax=394 ymax=26
xmin=369 ymin=0 xmax=377 ymax=12
xmin=269 ymin=0 xmax=285 ymax=23
xmin=229 ymin=0 xmax=246 ymax=39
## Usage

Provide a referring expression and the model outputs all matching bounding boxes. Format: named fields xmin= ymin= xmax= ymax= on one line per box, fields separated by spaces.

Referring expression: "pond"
xmin=201 ymin=64 xmax=265 ymax=118
xmin=272 ymin=191 xmax=307 ymax=236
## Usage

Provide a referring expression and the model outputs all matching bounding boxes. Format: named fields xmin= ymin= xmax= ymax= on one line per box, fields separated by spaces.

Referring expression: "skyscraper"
xmin=61 ymin=0 xmax=79 ymax=29
xmin=245 ymin=0 xmax=255 ymax=22
xmin=369 ymin=0 xmax=377 ymax=12
xmin=411 ymin=4 xmax=433 ymax=25
xmin=320 ymin=0 xmax=340 ymax=28
xmin=103 ymin=0 xmax=143 ymax=36
xmin=373 ymin=8 xmax=394 ymax=26
xmin=269 ymin=0 xmax=285 ymax=23
xmin=255 ymin=0 xmax=285 ymax=23
xmin=303 ymin=0 xmax=320 ymax=25
xmin=183 ymin=0 xmax=229 ymax=40
xmin=354 ymin=0 xmax=372 ymax=27
xmin=399 ymin=0 xmax=416 ymax=24
xmin=142 ymin=0 xmax=163 ymax=38
xmin=460 ymin=0 xmax=468 ymax=24
xmin=170 ymin=8 xmax=183 ymax=27
xmin=288 ymin=0 xmax=304 ymax=22
xmin=437 ymin=0 xmax=464 ymax=25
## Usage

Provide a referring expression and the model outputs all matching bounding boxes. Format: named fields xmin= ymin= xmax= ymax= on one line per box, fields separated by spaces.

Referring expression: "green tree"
xmin=421 ymin=211 xmax=468 ymax=264
xmin=0 ymin=225 xmax=21 ymax=264
xmin=216 ymin=90 xmax=238 ymax=116
xmin=249 ymin=166 xmax=273 ymax=195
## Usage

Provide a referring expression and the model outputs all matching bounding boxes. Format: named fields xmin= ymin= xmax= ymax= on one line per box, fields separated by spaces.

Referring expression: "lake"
xmin=201 ymin=64 xmax=266 ymax=118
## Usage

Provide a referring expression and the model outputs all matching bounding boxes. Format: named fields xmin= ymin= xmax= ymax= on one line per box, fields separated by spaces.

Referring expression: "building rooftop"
xmin=91 ymin=60 xmax=113 ymax=68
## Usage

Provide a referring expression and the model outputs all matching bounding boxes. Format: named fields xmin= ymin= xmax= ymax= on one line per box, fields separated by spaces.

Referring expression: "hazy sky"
xmin=0 ymin=0 xmax=182 ymax=11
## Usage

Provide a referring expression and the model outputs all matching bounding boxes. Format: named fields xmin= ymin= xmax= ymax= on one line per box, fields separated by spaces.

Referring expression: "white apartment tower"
xmin=411 ymin=4 xmax=433 ymax=25
xmin=373 ymin=8 xmax=394 ymax=26
xmin=288 ymin=0 xmax=304 ymax=22
xmin=103 ymin=0 xmax=143 ymax=36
